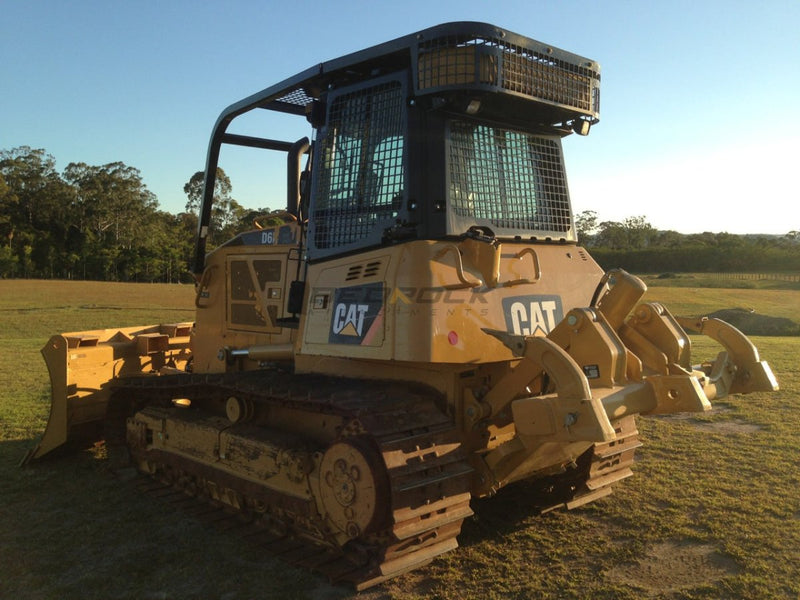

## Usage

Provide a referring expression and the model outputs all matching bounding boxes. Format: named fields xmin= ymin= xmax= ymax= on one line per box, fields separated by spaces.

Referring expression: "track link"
xmin=574 ymin=414 xmax=641 ymax=508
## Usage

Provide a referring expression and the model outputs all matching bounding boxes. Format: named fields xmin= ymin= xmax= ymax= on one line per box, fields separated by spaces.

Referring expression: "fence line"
xmin=709 ymin=272 xmax=800 ymax=282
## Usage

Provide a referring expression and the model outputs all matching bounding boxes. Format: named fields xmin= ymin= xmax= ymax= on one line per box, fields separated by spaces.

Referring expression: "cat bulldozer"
xmin=25 ymin=22 xmax=778 ymax=589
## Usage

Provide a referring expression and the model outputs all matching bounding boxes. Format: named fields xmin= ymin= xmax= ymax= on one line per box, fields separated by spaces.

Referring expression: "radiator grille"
xmin=312 ymin=81 xmax=405 ymax=250
xmin=448 ymin=122 xmax=571 ymax=233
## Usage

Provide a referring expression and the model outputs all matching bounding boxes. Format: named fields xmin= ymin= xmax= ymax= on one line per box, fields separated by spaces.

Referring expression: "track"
xmin=110 ymin=371 xmax=474 ymax=590
xmin=108 ymin=371 xmax=640 ymax=588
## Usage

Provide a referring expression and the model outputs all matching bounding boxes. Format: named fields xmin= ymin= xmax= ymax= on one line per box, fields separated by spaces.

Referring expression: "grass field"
xmin=1 ymin=279 xmax=798 ymax=599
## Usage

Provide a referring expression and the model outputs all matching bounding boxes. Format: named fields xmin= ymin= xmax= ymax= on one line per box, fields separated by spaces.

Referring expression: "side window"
xmin=227 ymin=258 xmax=283 ymax=332
xmin=311 ymin=80 xmax=406 ymax=251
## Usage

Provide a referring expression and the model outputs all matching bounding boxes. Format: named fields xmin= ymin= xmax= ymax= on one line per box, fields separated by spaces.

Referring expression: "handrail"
xmin=503 ymin=247 xmax=541 ymax=287
xmin=434 ymin=244 xmax=482 ymax=289
xmin=253 ymin=210 xmax=298 ymax=229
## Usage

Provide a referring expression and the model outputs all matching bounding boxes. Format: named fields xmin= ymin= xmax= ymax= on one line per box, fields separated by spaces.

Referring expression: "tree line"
xmin=0 ymin=146 xmax=263 ymax=282
xmin=1 ymin=146 xmax=798 ymax=282
xmin=575 ymin=211 xmax=800 ymax=274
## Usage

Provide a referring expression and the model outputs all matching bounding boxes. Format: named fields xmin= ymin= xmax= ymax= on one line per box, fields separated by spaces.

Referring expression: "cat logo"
xmin=328 ymin=282 xmax=384 ymax=345
xmin=332 ymin=303 xmax=369 ymax=337
xmin=502 ymin=295 xmax=563 ymax=337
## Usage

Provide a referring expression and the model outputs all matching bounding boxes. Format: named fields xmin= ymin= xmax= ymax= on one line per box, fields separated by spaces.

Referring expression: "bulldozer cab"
xmin=192 ymin=22 xmax=599 ymax=277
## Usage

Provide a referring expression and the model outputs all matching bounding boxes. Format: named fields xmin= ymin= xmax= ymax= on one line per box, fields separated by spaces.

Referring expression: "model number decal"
xmin=237 ymin=225 xmax=297 ymax=246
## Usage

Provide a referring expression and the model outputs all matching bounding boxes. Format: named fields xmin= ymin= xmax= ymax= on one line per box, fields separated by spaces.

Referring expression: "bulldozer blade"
xmin=22 ymin=324 xmax=192 ymax=465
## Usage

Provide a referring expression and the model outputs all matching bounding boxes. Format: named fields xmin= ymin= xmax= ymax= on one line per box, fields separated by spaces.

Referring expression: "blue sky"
xmin=2 ymin=0 xmax=798 ymax=235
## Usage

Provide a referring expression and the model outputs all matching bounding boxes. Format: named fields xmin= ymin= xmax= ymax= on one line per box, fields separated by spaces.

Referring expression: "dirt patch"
xmin=692 ymin=420 xmax=763 ymax=434
xmin=606 ymin=540 xmax=741 ymax=595
xmin=657 ymin=407 xmax=763 ymax=434
xmin=706 ymin=308 xmax=800 ymax=336
xmin=658 ymin=406 xmax=731 ymax=422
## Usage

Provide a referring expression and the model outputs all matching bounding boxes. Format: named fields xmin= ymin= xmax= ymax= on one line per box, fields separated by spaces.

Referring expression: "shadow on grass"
xmin=2 ymin=440 xmax=345 ymax=600
xmin=6 ymin=437 xmax=572 ymax=599
xmin=456 ymin=474 xmax=609 ymax=552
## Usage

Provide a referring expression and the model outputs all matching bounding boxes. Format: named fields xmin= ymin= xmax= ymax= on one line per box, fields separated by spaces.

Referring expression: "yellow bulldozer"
xmin=25 ymin=22 xmax=778 ymax=589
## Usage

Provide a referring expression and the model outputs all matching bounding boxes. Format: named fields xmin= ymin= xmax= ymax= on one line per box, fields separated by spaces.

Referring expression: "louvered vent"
xmin=345 ymin=261 xmax=384 ymax=281
xmin=345 ymin=265 xmax=363 ymax=281
xmin=363 ymin=262 xmax=382 ymax=278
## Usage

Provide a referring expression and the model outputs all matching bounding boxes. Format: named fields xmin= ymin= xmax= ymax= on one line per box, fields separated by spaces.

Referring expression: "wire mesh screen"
xmin=417 ymin=35 xmax=599 ymax=116
xmin=502 ymin=50 xmax=596 ymax=113
xmin=312 ymin=81 xmax=405 ymax=250
xmin=448 ymin=122 xmax=571 ymax=233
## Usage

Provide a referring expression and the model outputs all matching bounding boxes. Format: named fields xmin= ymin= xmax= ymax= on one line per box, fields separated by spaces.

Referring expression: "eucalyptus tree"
xmin=183 ymin=168 xmax=248 ymax=247
xmin=63 ymin=161 xmax=159 ymax=280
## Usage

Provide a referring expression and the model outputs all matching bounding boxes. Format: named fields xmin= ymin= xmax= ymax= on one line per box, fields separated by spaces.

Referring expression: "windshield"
xmin=448 ymin=121 xmax=572 ymax=234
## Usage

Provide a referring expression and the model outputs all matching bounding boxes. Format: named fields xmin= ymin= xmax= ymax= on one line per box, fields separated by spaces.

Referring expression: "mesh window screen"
xmin=417 ymin=36 xmax=599 ymax=115
xmin=448 ymin=122 xmax=571 ymax=233
xmin=312 ymin=81 xmax=405 ymax=250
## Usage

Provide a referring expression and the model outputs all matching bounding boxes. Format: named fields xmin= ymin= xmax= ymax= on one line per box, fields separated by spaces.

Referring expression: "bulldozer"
xmin=25 ymin=22 xmax=778 ymax=589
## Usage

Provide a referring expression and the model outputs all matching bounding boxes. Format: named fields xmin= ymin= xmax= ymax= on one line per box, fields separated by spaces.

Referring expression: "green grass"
xmin=1 ymin=279 xmax=798 ymax=599
xmin=643 ymin=285 xmax=800 ymax=324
